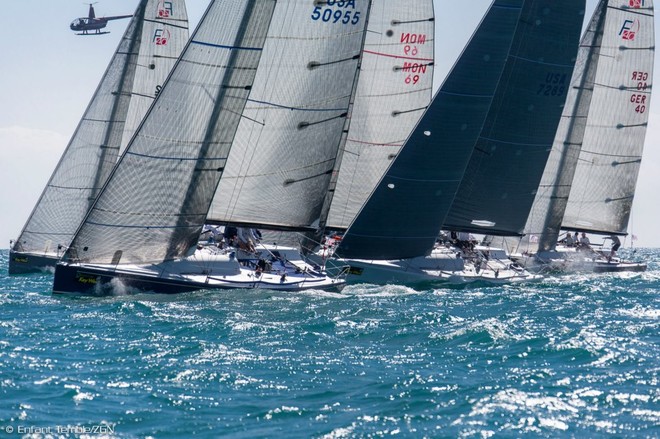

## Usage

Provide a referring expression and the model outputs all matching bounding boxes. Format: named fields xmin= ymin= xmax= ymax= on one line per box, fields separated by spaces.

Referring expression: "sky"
xmin=1 ymin=0 xmax=658 ymax=249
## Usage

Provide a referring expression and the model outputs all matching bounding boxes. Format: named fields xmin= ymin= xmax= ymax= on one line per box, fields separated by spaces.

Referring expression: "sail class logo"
xmin=619 ymin=19 xmax=640 ymax=40
xmin=154 ymin=28 xmax=170 ymax=46
xmin=157 ymin=1 xmax=173 ymax=18
xmin=629 ymin=0 xmax=644 ymax=8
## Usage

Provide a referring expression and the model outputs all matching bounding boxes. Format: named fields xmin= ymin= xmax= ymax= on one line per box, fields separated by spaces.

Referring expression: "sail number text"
xmin=311 ymin=1 xmax=361 ymax=25
xmin=631 ymin=71 xmax=649 ymax=114
xmin=400 ymin=33 xmax=430 ymax=86
xmin=537 ymin=73 xmax=567 ymax=97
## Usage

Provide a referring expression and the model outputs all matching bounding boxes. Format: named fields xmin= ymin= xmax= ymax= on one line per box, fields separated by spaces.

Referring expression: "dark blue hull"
xmin=53 ymin=262 xmax=343 ymax=296
xmin=53 ymin=263 xmax=212 ymax=296
xmin=8 ymin=251 xmax=59 ymax=275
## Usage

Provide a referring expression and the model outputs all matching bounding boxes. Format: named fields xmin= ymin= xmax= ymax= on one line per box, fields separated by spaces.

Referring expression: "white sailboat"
xmin=9 ymin=0 xmax=189 ymax=274
xmin=509 ymin=0 xmax=654 ymax=273
xmin=328 ymin=0 xmax=586 ymax=287
xmin=53 ymin=0 xmax=373 ymax=295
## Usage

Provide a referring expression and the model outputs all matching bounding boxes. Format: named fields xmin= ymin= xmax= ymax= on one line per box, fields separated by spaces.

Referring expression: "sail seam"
xmin=144 ymin=18 xmax=189 ymax=29
xmin=508 ymin=54 xmax=575 ymax=68
xmin=362 ymin=49 xmax=433 ymax=62
xmin=126 ymin=151 xmax=229 ymax=161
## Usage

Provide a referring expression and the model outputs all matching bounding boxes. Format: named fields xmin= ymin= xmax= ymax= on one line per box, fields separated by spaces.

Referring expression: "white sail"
xmin=519 ymin=0 xmax=655 ymax=254
xmin=120 ymin=0 xmax=190 ymax=152
xmin=207 ymin=1 xmax=372 ymax=231
xmin=325 ymin=0 xmax=435 ymax=230
xmin=561 ymin=0 xmax=654 ymax=236
xmin=62 ymin=0 xmax=284 ymax=266
xmin=10 ymin=0 xmax=188 ymax=269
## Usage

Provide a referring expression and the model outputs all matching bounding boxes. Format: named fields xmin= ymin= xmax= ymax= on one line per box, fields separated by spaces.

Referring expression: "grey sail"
xmin=10 ymin=0 xmax=188 ymax=271
xmin=61 ymin=0 xmax=277 ymax=266
xmin=561 ymin=0 xmax=654 ymax=236
xmin=324 ymin=0 xmax=435 ymax=231
xmin=518 ymin=0 xmax=608 ymax=253
xmin=120 ymin=0 xmax=190 ymax=152
xmin=206 ymin=1 xmax=372 ymax=232
xmin=442 ymin=0 xmax=585 ymax=237
xmin=336 ymin=0 xmax=525 ymax=260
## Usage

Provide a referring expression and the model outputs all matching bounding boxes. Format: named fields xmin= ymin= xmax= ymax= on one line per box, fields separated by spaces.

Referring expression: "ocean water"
xmin=0 ymin=248 xmax=658 ymax=438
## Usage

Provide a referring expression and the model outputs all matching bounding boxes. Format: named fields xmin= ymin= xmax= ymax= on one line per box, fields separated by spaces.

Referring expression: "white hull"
xmin=323 ymin=245 xmax=542 ymax=287
xmin=512 ymin=247 xmax=647 ymax=274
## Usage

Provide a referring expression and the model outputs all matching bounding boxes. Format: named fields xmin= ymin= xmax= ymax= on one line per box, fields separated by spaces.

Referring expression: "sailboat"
xmin=52 ymin=0 xmax=373 ymax=295
xmin=329 ymin=0 xmax=586 ymax=286
xmin=9 ymin=0 xmax=189 ymax=274
xmin=510 ymin=0 xmax=654 ymax=273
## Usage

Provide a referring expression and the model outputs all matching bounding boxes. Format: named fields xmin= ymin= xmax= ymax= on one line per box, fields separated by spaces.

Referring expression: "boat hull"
xmin=326 ymin=246 xmax=542 ymax=287
xmin=514 ymin=250 xmax=648 ymax=274
xmin=53 ymin=258 xmax=344 ymax=296
xmin=8 ymin=250 xmax=59 ymax=275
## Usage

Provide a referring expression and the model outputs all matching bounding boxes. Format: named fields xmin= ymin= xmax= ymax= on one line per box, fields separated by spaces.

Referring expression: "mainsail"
xmin=10 ymin=0 xmax=188 ymax=263
xmin=336 ymin=0 xmax=525 ymax=260
xmin=324 ymin=1 xmax=435 ymax=231
xmin=560 ymin=0 xmax=654 ymax=237
xmin=442 ymin=0 xmax=585 ymax=237
xmin=207 ymin=1 xmax=372 ymax=232
xmin=61 ymin=0 xmax=374 ymax=267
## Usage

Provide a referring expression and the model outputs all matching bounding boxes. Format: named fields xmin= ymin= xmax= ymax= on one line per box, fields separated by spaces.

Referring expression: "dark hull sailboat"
xmin=53 ymin=0 xmax=374 ymax=295
xmin=54 ymin=245 xmax=344 ymax=295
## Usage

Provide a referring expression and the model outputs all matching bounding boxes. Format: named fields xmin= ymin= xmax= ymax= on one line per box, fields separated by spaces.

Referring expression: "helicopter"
xmin=70 ymin=3 xmax=132 ymax=35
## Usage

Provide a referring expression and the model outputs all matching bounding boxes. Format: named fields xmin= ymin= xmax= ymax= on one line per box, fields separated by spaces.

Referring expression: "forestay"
xmin=12 ymin=0 xmax=188 ymax=258
xmin=207 ymin=1 xmax=372 ymax=231
xmin=443 ymin=0 xmax=585 ymax=237
xmin=63 ymin=0 xmax=276 ymax=265
xmin=561 ymin=0 xmax=654 ymax=236
xmin=325 ymin=0 xmax=435 ymax=231
xmin=336 ymin=0 xmax=524 ymax=260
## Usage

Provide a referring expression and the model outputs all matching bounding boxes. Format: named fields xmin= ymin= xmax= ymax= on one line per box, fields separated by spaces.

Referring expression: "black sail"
xmin=336 ymin=0 xmax=524 ymax=260
xmin=443 ymin=0 xmax=585 ymax=237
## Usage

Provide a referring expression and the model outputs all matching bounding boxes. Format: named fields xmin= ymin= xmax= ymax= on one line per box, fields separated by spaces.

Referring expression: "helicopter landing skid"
xmin=76 ymin=31 xmax=110 ymax=36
